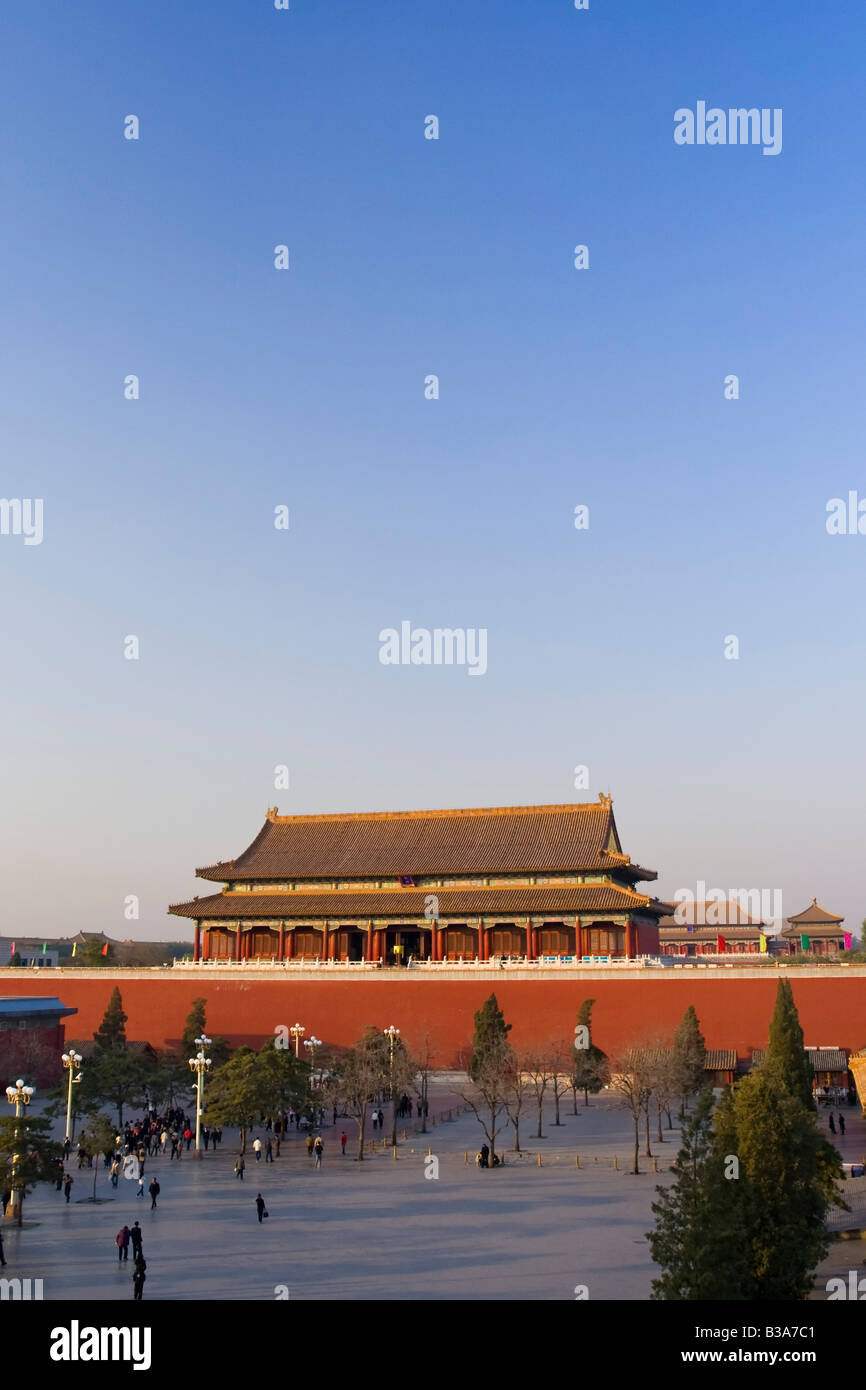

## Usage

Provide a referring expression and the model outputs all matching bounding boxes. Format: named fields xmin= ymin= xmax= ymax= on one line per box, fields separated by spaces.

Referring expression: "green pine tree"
xmin=571 ymin=998 xmax=609 ymax=1107
xmin=0 ymin=1112 xmax=62 ymax=1224
xmin=648 ymin=1089 xmax=750 ymax=1299
xmin=469 ymin=994 xmax=512 ymax=1082
xmin=93 ymin=987 xmax=127 ymax=1051
xmin=673 ymin=1004 xmax=706 ymax=1114
xmin=762 ymin=978 xmax=815 ymax=1108
xmin=181 ymin=999 xmax=208 ymax=1053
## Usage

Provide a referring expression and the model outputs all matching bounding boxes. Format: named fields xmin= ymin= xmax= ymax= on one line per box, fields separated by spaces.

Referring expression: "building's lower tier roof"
xmin=169 ymin=883 xmax=666 ymax=921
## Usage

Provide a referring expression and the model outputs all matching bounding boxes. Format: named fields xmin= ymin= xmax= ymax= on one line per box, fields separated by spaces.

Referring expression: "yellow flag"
xmin=759 ymin=934 xmax=767 ymax=953
xmin=71 ymin=941 xmax=77 ymax=957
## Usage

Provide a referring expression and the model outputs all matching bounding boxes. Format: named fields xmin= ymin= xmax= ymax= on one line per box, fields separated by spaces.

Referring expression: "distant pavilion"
xmin=781 ymin=900 xmax=848 ymax=956
xmin=169 ymin=796 xmax=667 ymax=965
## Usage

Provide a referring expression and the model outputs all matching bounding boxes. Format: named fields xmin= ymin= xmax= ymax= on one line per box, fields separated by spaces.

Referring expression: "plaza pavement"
xmin=5 ymin=1087 xmax=863 ymax=1301
xmin=4 ymin=1089 xmax=679 ymax=1301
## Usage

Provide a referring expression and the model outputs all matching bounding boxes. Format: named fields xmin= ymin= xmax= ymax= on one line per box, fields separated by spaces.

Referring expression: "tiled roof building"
xmin=781 ymin=900 xmax=849 ymax=956
xmin=169 ymin=796 xmax=666 ymax=965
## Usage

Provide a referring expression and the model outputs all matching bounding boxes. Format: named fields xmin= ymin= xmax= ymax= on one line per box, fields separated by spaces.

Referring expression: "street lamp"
xmin=4 ymin=1079 xmax=35 ymax=1220
xmin=304 ymin=1036 xmax=322 ymax=1123
xmin=384 ymin=1025 xmax=400 ymax=1148
xmin=188 ymin=1035 xmax=212 ymax=1158
xmin=61 ymin=1051 xmax=83 ymax=1147
xmin=289 ymin=1022 xmax=305 ymax=1059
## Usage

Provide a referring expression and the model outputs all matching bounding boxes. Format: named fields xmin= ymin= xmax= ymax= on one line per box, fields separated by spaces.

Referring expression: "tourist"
xmin=203 ymin=1126 xmax=210 ymax=1151
xmin=314 ymin=1136 xmax=324 ymax=1169
xmin=160 ymin=1129 xmax=168 ymax=1154
xmin=265 ymin=1139 xmax=273 ymax=1163
xmin=306 ymin=1133 xmax=314 ymax=1158
xmin=235 ymin=1156 xmax=245 ymax=1180
xmin=148 ymin=1177 xmax=160 ymax=1210
xmin=63 ymin=1175 xmax=73 ymax=1203
xmin=839 ymin=1113 xmax=846 ymax=1135
xmin=116 ymin=1226 xmax=131 ymax=1262
xmin=130 ymin=1221 xmax=143 ymax=1259
xmin=0 ymin=1229 xmax=5 ymax=1266
xmin=132 ymin=1254 xmax=147 ymax=1301
xmin=371 ymin=1111 xmax=378 ymax=1132
xmin=255 ymin=1193 xmax=266 ymax=1223
xmin=110 ymin=1159 xmax=119 ymax=1188
xmin=341 ymin=1131 xmax=347 ymax=1155
xmin=253 ymin=1137 xmax=262 ymax=1162
xmin=184 ymin=1126 xmax=193 ymax=1151
xmin=137 ymin=1177 xmax=145 ymax=1199
xmin=479 ymin=1144 xmax=490 ymax=1169
xmin=829 ymin=1114 xmax=836 ymax=1134
xmin=273 ymin=1133 xmax=281 ymax=1158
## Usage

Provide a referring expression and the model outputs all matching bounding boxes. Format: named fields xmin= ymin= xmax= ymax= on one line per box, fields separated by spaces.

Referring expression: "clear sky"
xmin=1 ymin=0 xmax=864 ymax=942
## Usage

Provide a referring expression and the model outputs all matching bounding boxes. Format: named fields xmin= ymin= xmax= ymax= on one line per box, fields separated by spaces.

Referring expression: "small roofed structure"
xmin=781 ymin=900 xmax=848 ymax=957
xmin=751 ymin=1045 xmax=850 ymax=1099
xmin=625 ymin=1045 xmax=739 ymax=1087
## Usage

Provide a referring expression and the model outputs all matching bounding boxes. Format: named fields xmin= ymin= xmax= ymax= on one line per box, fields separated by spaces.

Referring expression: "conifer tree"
xmin=763 ymin=978 xmax=815 ymax=1108
xmin=571 ymin=998 xmax=609 ymax=1108
xmin=672 ymin=1005 xmax=706 ymax=1114
xmin=181 ymin=998 xmax=208 ymax=1054
xmin=463 ymin=994 xmax=515 ymax=1166
xmin=93 ymin=987 xmax=127 ymax=1051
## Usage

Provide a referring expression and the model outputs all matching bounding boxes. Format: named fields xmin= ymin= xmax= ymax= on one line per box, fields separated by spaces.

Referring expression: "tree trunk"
xmin=584 ymin=1087 xmax=590 ymax=1107
xmin=554 ymin=1083 xmax=562 ymax=1125
xmin=92 ymin=1163 xmax=98 ymax=1201
xmin=633 ymin=1117 xmax=640 ymax=1175
xmin=572 ymin=1085 xmax=578 ymax=1115
xmin=536 ymin=1100 xmax=543 ymax=1138
xmin=644 ymin=1107 xmax=652 ymax=1158
xmin=513 ymin=1117 xmax=520 ymax=1152
xmin=240 ymin=1125 xmax=247 ymax=1156
xmin=656 ymin=1100 xmax=663 ymax=1143
xmin=356 ymin=1104 xmax=366 ymax=1161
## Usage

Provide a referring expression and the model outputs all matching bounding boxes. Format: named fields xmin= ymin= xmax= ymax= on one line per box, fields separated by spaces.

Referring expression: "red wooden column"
xmin=284 ymin=928 xmax=295 ymax=960
xmin=327 ymin=927 xmax=337 ymax=961
xmin=278 ymin=922 xmax=285 ymax=962
xmin=365 ymin=924 xmax=374 ymax=963
xmin=201 ymin=926 xmax=209 ymax=962
xmin=478 ymin=921 xmax=488 ymax=962
xmin=525 ymin=920 xmax=536 ymax=961
xmin=625 ymin=921 xmax=636 ymax=959
xmin=430 ymin=923 xmax=438 ymax=962
xmin=193 ymin=921 xmax=201 ymax=963
xmin=235 ymin=924 xmax=243 ymax=962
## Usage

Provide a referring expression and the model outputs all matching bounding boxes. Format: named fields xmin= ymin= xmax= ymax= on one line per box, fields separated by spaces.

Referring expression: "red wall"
xmin=1 ymin=970 xmax=864 ymax=1064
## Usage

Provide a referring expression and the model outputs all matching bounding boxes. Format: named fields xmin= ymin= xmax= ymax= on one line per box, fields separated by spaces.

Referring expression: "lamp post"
xmin=61 ymin=1050 xmax=83 ymax=1146
xmin=188 ymin=1035 xmax=212 ymax=1158
xmin=384 ymin=1025 xmax=400 ymax=1148
xmin=4 ymin=1078 xmax=35 ymax=1220
xmin=289 ymin=1023 xmax=305 ymax=1059
xmin=304 ymin=1036 xmax=322 ymax=1125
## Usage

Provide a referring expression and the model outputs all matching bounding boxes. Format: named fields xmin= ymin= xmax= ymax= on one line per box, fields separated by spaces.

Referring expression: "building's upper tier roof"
xmin=784 ymin=899 xmax=844 ymax=927
xmin=195 ymin=796 xmax=658 ymax=883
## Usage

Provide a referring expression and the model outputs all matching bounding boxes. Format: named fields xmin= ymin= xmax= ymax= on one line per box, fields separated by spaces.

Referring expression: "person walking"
xmin=234 ymin=1156 xmax=245 ymax=1181
xmin=110 ymin=1159 xmax=120 ymax=1188
xmin=265 ymin=1139 xmax=273 ymax=1163
xmin=313 ymin=1136 xmax=323 ymax=1169
xmin=0 ymin=1229 xmax=6 ymax=1266
xmin=340 ymin=1131 xmax=347 ymax=1155
xmin=255 ymin=1193 xmax=266 ymax=1223
xmin=184 ymin=1127 xmax=193 ymax=1151
xmin=839 ymin=1113 xmax=846 ymax=1136
xmin=371 ymin=1111 xmax=378 ymax=1132
xmin=160 ymin=1129 xmax=168 ymax=1154
xmin=63 ymin=1174 xmax=73 ymax=1203
xmin=116 ymin=1226 xmax=131 ymax=1262
xmin=132 ymin=1254 xmax=147 ymax=1301
xmin=829 ymin=1113 xmax=837 ymax=1134
xmin=273 ymin=1133 xmax=281 ymax=1158
xmin=148 ymin=1177 xmax=160 ymax=1210
xmin=253 ymin=1137 xmax=262 ymax=1162
xmin=203 ymin=1126 xmax=210 ymax=1151
xmin=305 ymin=1133 xmax=314 ymax=1158
xmin=137 ymin=1176 xmax=145 ymax=1200
xmin=130 ymin=1221 xmax=143 ymax=1260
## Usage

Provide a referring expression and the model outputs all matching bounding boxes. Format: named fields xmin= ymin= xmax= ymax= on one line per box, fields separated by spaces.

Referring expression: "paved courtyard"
xmin=5 ymin=1086 xmax=863 ymax=1301
xmin=5 ymin=1088 xmax=678 ymax=1301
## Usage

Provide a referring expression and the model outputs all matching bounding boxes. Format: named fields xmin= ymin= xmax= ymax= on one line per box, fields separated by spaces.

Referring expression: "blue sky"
xmin=1 ymin=0 xmax=864 ymax=940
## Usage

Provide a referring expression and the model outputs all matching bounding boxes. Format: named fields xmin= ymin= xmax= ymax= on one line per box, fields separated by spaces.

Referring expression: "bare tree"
xmin=324 ymin=1029 xmax=391 ymax=1161
xmin=610 ymin=1055 xmax=653 ymax=1175
xmin=523 ymin=1053 xmax=552 ymax=1139
xmin=550 ymin=1043 xmax=571 ymax=1126
xmin=504 ymin=1056 xmax=528 ymax=1152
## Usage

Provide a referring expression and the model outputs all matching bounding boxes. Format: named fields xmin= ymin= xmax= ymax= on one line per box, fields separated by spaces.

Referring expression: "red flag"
xmin=717 ymin=934 xmax=727 ymax=953
xmin=101 ymin=942 xmax=109 ymax=956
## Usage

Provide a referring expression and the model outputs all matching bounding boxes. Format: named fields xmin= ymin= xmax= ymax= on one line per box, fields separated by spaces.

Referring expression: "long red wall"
xmin=2 ymin=969 xmax=865 ymax=1063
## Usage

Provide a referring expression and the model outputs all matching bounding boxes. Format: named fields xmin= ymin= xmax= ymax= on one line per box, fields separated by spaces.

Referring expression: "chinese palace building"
xmin=168 ymin=796 xmax=666 ymax=965
xmin=780 ymin=899 xmax=849 ymax=956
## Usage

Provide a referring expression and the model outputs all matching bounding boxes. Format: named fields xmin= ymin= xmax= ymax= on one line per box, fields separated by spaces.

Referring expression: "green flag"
xmin=800 ymin=934 xmax=810 ymax=951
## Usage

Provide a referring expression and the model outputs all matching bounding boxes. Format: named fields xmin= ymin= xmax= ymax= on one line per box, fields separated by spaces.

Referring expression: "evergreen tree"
xmin=0 ymin=1112 xmax=62 ymax=1224
xmin=77 ymin=1112 xmax=118 ymax=1201
xmin=571 ymin=999 xmax=609 ymax=1108
xmin=203 ymin=1047 xmax=265 ymax=1155
xmin=93 ymin=987 xmax=127 ymax=1051
xmin=762 ymin=978 xmax=815 ymax=1108
xmin=181 ymin=998 xmax=208 ymax=1053
xmin=710 ymin=1068 xmax=841 ymax=1299
xmin=648 ymin=1089 xmax=750 ymax=1299
xmin=672 ymin=1005 xmax=706 ymax=1114
xmin=81 ymin=1050 xmax=151 ymax=1128
xmin=463 ymin=994 xmax=515 ymax=1166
